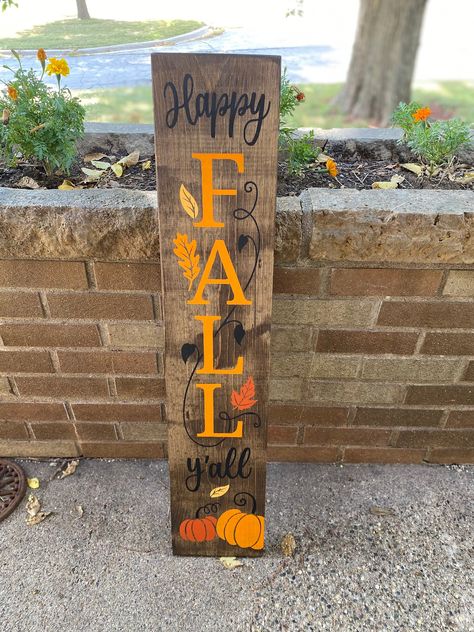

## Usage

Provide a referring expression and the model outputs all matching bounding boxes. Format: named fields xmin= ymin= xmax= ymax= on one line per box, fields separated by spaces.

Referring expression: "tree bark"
xmin=336 ymin=0 xmax=428 ymax=125
xmin=76 ymin=0 xmax=91 ymax=19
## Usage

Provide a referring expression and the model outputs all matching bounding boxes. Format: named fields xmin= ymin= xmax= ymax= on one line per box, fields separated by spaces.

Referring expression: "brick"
xmin=270 ymin=353 xmax=313 ymax=377
xmin=0 ymin=260 xmax=87 ymax=289
xmin=0 ymin=421 xmax=28 ymax=439
xmin=0 ymin=402 xmax=67 ymax=421
xmin=0 ymin=323 xmax=101 ymax=347
xmin=463 ymin=361 xmax=474 ymax=381
xmin=344 ymin=447 xmax=426 ymax=464
xmin=0 ymin=350 xmax=54 ymax=373
xmin=406 ymin=385 xmax=474 ymax=405
xmin=446 ymin=410 xmax=474 ymax=428
xmin=270 ymin=326 xmax=313 ymax=353
xmin=0 ymin=377 xmax=13 ymax=395
xmin=267 ymin=425 xmax=298 ymax=444
xmin=361 ymin=357 xmax=462 ymax=382
xmin=378 ymin=301 xmax=474 ymax=329
xmin=305 ymin=381 xmax=404 ymax=404
xmin=71 ymin=403 xmax=162 ymax=422
xmin=316 ymin=330 xmax=418 ymax=355
xmin=309 ymin=355 xmax=360 ymax=379
xmin=80 ymin=441 xmax=165 ymax=458
xmin=397 ymin=430 xmax=474 ymax=448
xmin=273 ymin=267 xmax=321 ymax=295
xmin=330 ymin=268 xmax=442 ymax=297
xmin=15 ymin=376 xmax=109 ymax=398
xmin=47 ymin=293 xmax=153 ymax=320
xmin=426 ymin=448 xmax=474 ymax=464
xmin=443 ymin=271 xmax=474 ymax=297
xmin=57 ymin=351 xmax=157 ymax=374
xmin=269 ymin=379 xmax=303 ymax=401
xmin=304 ymin=426 xmax=391 ymax=446
xmin=0 ymin=291 xmax=43 ymax=317
xmin=272 ymin=299 xmax=376 ymax=327
xmin=354 ymin=408 xmax=443 ymax=428
xmin=74 ymin=422 xmax=117 ymax=441
xmin=421 ymin=332 xmax=474 ymax=355
xmin=0 ymin=439 xmax=80 ymax=457
xmin=115 ymin=377 xmax=165 ymax=399
xmin=267 ymin=446 xmax=341 ymax=463
xmin=120 ymin=422 xmax=167 ymax=441
xmin=268 ymin=404 xmax=349 ymax=426
xmin=107 ymin=323 xmax=164 ymax=348
xmin=94 ymin=262 xmax=161 ymax=291
xmin=30 ymin=422 xmax=76 ymax=440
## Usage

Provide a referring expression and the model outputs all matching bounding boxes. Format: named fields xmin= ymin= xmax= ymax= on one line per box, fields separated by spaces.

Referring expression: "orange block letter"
xmin=195 ymin=315 xmax=244 ymax=375
xmin=192 ymin=153 xmax=244 ymax=228
xmin=188 ymin=239 xmax=251 ymax=306
xmin=196 ymin=383 xmax=243 ymax=438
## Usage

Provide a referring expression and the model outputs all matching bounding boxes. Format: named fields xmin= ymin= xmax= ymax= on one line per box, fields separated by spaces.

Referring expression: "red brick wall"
xmin=0 ymin=258 xmax=473 ymax=464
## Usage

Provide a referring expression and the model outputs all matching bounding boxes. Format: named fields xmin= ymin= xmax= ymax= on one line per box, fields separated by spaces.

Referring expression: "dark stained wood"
xmin=152 ymin=53 xmax=280 ymax=556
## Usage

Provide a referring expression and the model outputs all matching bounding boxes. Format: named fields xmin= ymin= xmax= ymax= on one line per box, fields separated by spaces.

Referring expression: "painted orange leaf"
xmin=179 ymin=184 xmax=199 ymax=219
xmin=231 ymin=376 xmax=257 ymax=411
xmin=173 ymin=233 xmax=200 ymax=291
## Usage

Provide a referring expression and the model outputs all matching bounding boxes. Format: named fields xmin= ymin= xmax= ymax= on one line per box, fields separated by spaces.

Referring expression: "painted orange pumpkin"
xmin=179 ymin=515 xmax=217 ymax=542
xmin=216 ymin=509 xmax=264 ymax=550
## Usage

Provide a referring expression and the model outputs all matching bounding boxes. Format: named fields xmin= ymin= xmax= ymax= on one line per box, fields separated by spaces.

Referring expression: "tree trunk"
xmin=76 ymin=0 xmax=91 ymax=19
xmin=336 ymin=0 xmax=428 ymax=125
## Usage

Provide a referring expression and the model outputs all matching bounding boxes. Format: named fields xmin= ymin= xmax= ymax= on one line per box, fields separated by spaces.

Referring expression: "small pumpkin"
xmin=216 ymin=508 xmax=264 ymax=550
xmin=179 ymin=515 xmax=217 ymax=542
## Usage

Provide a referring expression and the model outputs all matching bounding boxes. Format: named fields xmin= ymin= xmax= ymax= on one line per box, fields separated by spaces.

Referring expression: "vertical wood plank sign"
xmin=152 ymin=53 xmax=280 ymax=556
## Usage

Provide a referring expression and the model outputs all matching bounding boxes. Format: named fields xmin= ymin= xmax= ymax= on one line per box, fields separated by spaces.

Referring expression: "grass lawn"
xmin=0 ymin=19 xmax=204 ymax=50
xmin=78 ymin=81 xmax=474 ymax=127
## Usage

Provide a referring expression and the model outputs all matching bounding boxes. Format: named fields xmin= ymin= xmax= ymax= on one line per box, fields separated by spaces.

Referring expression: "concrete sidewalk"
xmin=1 ymin=460 xmax=472 ymax=631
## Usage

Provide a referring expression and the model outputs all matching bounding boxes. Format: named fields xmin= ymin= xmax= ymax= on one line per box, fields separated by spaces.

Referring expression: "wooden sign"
xmin=152 ymin=53 xmax=280 ymax=556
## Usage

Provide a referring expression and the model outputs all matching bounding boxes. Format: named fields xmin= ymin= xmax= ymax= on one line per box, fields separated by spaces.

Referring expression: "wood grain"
xmin=152 ymin=53 xmax=280 ymax=556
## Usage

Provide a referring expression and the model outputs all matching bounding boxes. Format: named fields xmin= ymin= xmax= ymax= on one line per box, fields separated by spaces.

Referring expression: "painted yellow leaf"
xmin=91 ymin=160 xmax=110 ymax=170
xmin=111 ymin=163 xmax=123 ymax=178
xmin=118 ymin=150 xmax=140 ymax=168
xmin=401 ymin=163 xmax=423 ymax=176
xmin=219 ymin=557 xmax=243 ymax=570
xmin=27 ymin=477 xmax=40 ymax=489
xmin=142 ymin=160 xmax=151 ymax=170
xmin=179 ymin=184 xmax=199 ymax=219
xmin=173 ymin=233 xmax=200 ymax=291
xmin=372 ymin=175 xmax=405 ymax=189
xmin=210 ymin=484 xmax=230 ymax=498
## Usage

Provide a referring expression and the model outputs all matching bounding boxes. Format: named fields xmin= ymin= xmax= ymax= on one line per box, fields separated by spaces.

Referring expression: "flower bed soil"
xmin=0 ymin=149 xmax=472 ymax=194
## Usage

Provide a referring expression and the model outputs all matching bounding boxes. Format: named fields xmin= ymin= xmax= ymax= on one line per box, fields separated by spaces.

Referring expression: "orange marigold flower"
xmin=326 ymin=158 xmax=338 ymax=177
xmin=37 ymin=48 xmax=47 ymax=63
xmin=46 ymin=57 xmax=70 ymax=78
xmin=412 ymin=106 xmax=431 ymax=122
xmin=7 ymin=85 xmax=18 ymax=100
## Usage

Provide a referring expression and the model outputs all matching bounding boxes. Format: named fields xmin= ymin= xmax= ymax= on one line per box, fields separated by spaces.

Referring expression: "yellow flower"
xmin=46 ymin=57 xmax=70 ymax=78
xmin=7 ymin=85 xmax=18 ymax=100
xmin=326 ymin=158 xmax=338 ymax=177
xmin=412 ymin=106 xmax=431 ymax=122
xmin=37 ymin=48 xmax=47 ymax=63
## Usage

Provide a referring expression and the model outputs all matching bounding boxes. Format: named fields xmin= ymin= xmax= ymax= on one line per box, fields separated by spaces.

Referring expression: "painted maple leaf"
xmin=231 ymin=376 xmax=257 ymax=411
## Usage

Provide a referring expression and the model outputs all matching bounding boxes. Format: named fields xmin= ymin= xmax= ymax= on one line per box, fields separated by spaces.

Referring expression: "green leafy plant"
xmin=279 ymin=70 xmax=320 ymax=176
xmin=0 ymin=49 xmax=85 ymax=175
xmin=392 ymin=101 xmax=471 ymax=167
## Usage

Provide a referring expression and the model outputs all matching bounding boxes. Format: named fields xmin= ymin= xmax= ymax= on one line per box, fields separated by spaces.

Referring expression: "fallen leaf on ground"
xmin=210 ymin=484 xmax=230 ymax=498
xmin=401 ymin=162 xmax=423 ymax=176
xmin=372 ymin=174 xmax=405 ymax=189
xmin=27 ymin=511 xmax=52 ymax=526
xmin=58 ymin=459 xmax=79 ymax=479
xmin=316 ymin=152 xmax=332 ymax=163
xmin=90 ymin=160 xmax=111 ymax=170
xmin=111 ymin=162 xmax=123 ymax=178
xmin=84 ymin=152 xmax=108 ymax=163
xmin=81 ymin=167 xmax=103 ymax=182
xmin=26 ymin=494 xmax=41 ymax=517
xmin=75 ymin=504 xmax=84 ymax=517
xmin=219 ymin=557 xmax=243 ymax=570
xmin=280 ymin=533 xmax=297 ymax=557
xmin=17 ymin=176 xmax=40 ymax=189
xmin=454 ymin=171 xmax=474 ymax=184
xmin=142 ymin=160 xmax=151 ymax=170
xmin=58 ymin=179 xmax=81 ymax=190
xmin=118 ymin=149 xmax=140 ymax=168
xmin=370 ymin=506 xmax=395 ymax=516
xmin=27 ymin=478 xmax=40 ymax=489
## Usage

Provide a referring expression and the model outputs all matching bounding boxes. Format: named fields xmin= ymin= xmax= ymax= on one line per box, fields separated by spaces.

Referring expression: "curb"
xmin=0 ymin=24 xmax=214 ymax=57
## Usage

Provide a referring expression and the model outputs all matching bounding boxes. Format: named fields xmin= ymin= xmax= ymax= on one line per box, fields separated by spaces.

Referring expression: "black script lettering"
xmin=185 ymin=447 xmax=252 ymax=492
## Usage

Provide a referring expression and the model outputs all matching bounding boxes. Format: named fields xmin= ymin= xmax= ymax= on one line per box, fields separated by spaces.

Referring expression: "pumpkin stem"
xmin=195 ymin=502 xmax=220 ymax=518
xmin=234 ymin=492 xmax=257 ymax=514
